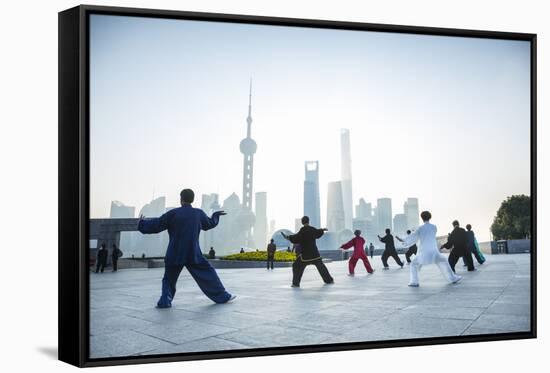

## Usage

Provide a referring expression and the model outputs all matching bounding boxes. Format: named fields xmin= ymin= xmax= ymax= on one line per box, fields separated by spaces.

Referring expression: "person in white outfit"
xmin=402 ymin=211 xmax=463 ymax=287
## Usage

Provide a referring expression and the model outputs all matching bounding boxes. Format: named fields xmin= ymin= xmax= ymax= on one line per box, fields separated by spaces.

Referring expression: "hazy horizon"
xmin=89 ymin=14 xmax=531 ymax=241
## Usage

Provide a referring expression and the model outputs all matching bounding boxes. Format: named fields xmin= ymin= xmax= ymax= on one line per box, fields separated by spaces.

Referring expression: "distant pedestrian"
xmin=208 ymin=247 xmax=216 ymax=259
xmin=267 ymin=239 xmax=276 ymax=270
xmin=111 ymin=244 xmax=123 ymax=272
xmin=396 ymin=230 xmax=418 ymax=264
xmin=340 ymin=230 xmax=374 ymax=275
xmin=240 ymin=248 xmax=245 ymax=254
xmin=95 ymin=243 xmax=108 ymax=273
xmin=369 ymin=243 xmax=375 ymax=258
xmin=281 ymin=216 xmax=334 ymax=287
xmin=378 ymin=229 xmax=404 ymax=269
xmin=287 ymin=246 xmax=291 ymax=253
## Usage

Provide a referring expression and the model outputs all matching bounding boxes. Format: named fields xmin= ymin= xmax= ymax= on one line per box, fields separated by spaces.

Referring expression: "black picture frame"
xmin=58 ymin=4 xmax=537 ymax=368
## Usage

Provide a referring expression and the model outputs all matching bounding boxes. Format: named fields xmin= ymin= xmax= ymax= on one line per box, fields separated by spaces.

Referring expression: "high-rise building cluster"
xmin=302 ymin=128 xmax=420 ymax=250
xmin=103 ymin=87 xmax=420 ymax=256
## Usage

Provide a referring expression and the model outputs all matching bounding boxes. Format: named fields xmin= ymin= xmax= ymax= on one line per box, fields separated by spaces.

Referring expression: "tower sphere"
xmin=240 ymin=137 xmax=257 ymax=154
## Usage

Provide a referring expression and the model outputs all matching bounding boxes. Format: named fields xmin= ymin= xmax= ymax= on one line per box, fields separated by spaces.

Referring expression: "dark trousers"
xmin=463 ymin=246 xmax=485 ymax=265
xmin=267 ymin=256 xmax=274 ymax=270
xmin=112 ymin=259 xmax=118 ymax=271
xmin=292 ymin=257 xmax=333 ymax=286
xmin=158 ymin=261 xmax=231 ymax=306
xmin=405 ymin=246 xmax=418 ymax=263
xmin=370 ymin=251 xmax=374 ymax=259
xmin=449 ymin=249 xmax=475 ymax=272
xmin=95 ymin=261 xmax=106 ymax=273
xmin=381 ymin=249 xmax=404 ymax=267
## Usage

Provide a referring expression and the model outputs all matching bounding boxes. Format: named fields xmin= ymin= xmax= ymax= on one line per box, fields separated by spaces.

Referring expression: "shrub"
xmin=222 ymin=251 xmax=296 ymax=262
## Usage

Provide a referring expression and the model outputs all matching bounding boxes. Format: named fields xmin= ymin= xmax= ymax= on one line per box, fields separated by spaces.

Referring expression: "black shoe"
xmin=291 ymin=284 xmax=300 ymax=288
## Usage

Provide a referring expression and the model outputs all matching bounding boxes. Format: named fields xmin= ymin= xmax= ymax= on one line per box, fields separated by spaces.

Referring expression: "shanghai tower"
xmin=304 ymin=161 xmax=321 ymax=228
xmin=340 ymin=128 xmax=353 ymax=230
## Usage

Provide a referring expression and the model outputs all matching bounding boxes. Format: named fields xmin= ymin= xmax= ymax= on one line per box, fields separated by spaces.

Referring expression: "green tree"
xmin=490 ymin=195 xmax=531 ymax=240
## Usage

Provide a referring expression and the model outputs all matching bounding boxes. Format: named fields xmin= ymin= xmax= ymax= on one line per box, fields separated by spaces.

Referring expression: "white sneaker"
xmin=227 ymin=295 xmax=237 ymax=303
xmin=452 ymin=276 xmax=463 ymax=284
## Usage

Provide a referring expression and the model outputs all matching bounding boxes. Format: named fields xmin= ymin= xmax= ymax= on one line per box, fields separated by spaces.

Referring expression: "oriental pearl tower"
xmin=238 ymin=80 xmax=257 ymax=247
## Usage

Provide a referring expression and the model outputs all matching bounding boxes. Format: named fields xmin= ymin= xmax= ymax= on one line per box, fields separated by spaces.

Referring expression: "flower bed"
xmin=222 ymin=251 xmax=296 ymax=262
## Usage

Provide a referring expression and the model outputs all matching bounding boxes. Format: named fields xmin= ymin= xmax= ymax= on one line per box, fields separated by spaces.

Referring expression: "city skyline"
xmin=89 ymin=14 xmax=531 ymax=242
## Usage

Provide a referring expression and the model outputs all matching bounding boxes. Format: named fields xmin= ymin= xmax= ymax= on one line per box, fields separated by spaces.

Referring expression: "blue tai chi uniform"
xmin=138 ymin=205 xmax=232 ymax=307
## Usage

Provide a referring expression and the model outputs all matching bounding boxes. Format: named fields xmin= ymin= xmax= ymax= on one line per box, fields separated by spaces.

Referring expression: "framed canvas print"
xmin=58 ymin=4 xmax=537 ymax=367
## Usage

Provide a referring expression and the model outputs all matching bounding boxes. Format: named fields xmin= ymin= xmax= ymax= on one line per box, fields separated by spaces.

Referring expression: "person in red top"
xmin=340 ymin=230 xmax=375 ymax=275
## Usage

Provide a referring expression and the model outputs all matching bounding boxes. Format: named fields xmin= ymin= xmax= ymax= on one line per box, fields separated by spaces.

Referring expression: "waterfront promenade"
xmin=89 ymin=254 xmax=531 ymax=358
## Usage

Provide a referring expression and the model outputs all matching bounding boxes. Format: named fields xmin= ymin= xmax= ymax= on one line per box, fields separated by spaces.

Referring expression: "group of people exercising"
xmin=137 ymin=188 xmax=486 ymax=307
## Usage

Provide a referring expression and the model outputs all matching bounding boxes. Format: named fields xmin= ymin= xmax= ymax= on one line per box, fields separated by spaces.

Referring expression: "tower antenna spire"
xmin=246 ymin=78 xmax=253 ymax=138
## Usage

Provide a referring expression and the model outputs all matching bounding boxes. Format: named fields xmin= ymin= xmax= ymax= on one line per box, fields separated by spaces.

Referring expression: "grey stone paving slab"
xmin=138 ymin=319 xmax=239 ymax=345
xmin=485 ymin=302 xmax=530 ymax=316
xmin=141 ymin=337 xmax=253 ymax=355
xmin=90 ymin=330 xmax=174 ymax=358
xmin=401 ymin=305 xmax=486 ymax=320
xmin=88 ymin=253 xmax=532 ymax=358
xmin=217 ymin=324 xmax=337 ymax=347
xmin=90 ymin=313 xmax=155 ymax=336
xmin=468 ymin=313 xmax=531 ymax=332
xmin=374 ymin=311 xmax=473 ymax=337
xmin=461 ymin=327 xmax=521 ymax=336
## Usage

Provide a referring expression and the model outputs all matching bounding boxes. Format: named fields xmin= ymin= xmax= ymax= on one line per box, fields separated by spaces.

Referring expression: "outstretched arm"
xmin=315 ymin=228 xmax=327 ymax=239
xmin=201 ymin=210 xmax=226 ymax=231
xmin=138 ymin=213 xmax=169 ymax=234
xmin=402 ymin=231 xmax=419 ymax=247
xmin=440 ymin=232 xmax=454 ymax=250
xmin=284 ymin=229 xmax=303 ymax=244
xmin=340 ymin=238 xmax=354 ymax=250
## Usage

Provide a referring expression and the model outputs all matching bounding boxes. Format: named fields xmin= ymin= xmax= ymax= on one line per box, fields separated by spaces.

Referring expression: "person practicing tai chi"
xmin=339 ymin=230 xmax=374 ymax=275
xmin=378 ymin=229 xmax=404 ymax=269
xmin=441 ymin=220 xmax=475 ymax=272
xmin=138 ymin=188 xmax=235 ymax=308
xmin=396 ymin=230 xmax=418 ymax=264
xmin=281 ymin=216 xmax=334 ymax=288
xmin=465 ymin=224 xmax=486 ymax=265
xmin=402 ymin=211 xmax=463 ymax=287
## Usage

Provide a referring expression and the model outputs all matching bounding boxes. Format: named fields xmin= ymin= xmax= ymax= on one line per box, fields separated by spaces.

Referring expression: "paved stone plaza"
xmin=89 ymin=254 xmax=531 ymax=358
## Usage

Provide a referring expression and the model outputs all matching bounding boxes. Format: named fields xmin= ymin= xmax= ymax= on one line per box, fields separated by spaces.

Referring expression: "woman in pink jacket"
xmin=340 ymin=230 xmax=375 ymax=275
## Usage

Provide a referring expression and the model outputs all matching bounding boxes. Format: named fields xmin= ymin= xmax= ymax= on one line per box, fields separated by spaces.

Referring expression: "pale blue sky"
xmin=89 ymin=14 xmax=531 ymax=241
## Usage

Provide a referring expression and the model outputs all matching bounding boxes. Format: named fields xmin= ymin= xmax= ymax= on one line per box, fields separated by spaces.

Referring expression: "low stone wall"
xmin=117 ymin=257 xmax=336 ymax=269
xmin=120 ymin=258 xmax=333 ymax=269
xmin=111 ymin=259 xmax=148 ymax=269
xmin=210 ymin=258 xmax=332 ymax=269
xmin=490 ymin=239 xmax=531 ymax=254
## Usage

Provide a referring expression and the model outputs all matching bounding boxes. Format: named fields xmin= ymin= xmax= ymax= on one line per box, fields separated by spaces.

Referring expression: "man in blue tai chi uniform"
xmin=138 ymin=188 xmax=235 ymax=308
